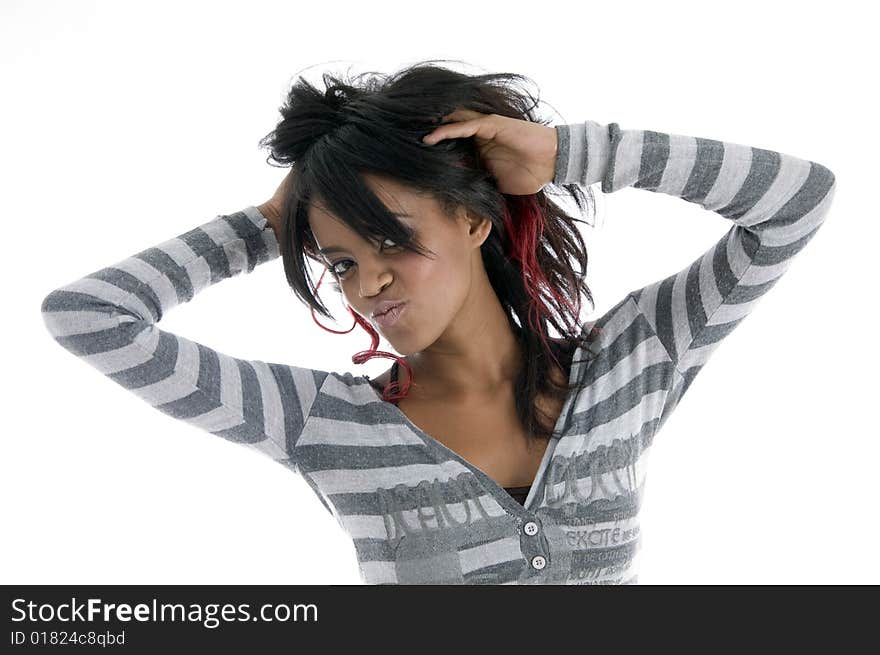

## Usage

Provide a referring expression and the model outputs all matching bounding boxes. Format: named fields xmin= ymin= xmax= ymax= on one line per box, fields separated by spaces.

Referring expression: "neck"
xmin=402 ymin=272 xmax=523 ymax=401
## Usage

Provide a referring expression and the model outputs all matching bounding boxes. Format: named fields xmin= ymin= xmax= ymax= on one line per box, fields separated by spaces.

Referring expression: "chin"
xmin=382 ymin=336 xmax=419 ymax=357
xmin=380 ymin=326 xmax=435 ymax=357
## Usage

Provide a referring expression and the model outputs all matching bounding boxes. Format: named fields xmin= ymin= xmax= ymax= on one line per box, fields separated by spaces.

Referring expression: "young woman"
xmin=41 ymin=61 xmax=837 ymax=585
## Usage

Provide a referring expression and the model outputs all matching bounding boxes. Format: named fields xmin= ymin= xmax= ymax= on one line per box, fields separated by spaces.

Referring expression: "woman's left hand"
xmin=422 ymin=108 xmax=558 ymax=195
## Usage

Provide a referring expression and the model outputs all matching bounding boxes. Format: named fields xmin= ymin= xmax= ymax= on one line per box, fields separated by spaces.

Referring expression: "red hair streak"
xmin=501 ymin=195 xmax=579 ymax=373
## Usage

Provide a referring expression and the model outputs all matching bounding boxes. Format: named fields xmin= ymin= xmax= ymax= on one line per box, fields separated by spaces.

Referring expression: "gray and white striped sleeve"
xmin=555 ymin=120 xmax=837 ymax=415
xmin=40 ymin=205 xmax=328 ymax=470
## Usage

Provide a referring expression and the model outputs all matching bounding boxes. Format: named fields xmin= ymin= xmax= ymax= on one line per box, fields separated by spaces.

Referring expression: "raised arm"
xmin=554 ymin=120 xmax=837 ymax=418
xmin=40 ymin=205 xmax=329 ymax=473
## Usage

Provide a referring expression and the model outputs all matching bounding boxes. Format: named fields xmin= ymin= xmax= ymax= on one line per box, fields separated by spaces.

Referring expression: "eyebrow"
xmin=318 ymin=246 xmax=350 ymax=257
xmin=317 ymin=214 xmax=412 ymax=257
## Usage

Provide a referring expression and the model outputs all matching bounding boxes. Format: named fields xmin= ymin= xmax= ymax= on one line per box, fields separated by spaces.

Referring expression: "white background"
xmin=3 ymin=0 xmax=876 ymax=585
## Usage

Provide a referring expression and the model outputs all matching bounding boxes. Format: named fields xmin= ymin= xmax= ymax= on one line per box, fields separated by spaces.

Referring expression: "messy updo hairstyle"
xmin=257 ymin=59 xmax=600 ymax=446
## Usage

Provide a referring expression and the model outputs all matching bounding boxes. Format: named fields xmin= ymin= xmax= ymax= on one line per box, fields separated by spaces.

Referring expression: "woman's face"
xmin=307 ymin=173 xmax=489 ymax=355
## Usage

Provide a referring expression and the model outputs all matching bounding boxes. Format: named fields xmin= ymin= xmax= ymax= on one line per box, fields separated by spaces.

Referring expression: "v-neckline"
xmin=362 ymin=348 xmax=584 ymax=516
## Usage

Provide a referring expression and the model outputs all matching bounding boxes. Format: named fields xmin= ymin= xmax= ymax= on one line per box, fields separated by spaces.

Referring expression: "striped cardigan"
xmin=40 ymin=120 xmax=837 ymax=584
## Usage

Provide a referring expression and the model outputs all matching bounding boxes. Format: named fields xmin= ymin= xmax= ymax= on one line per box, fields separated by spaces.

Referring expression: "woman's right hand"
xmin=257 ymin=167 xmax=297 ymax=239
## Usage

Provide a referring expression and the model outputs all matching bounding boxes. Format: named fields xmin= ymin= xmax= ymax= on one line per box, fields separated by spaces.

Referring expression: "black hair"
xmin=257 ymin=58 xmax=600 ymax=446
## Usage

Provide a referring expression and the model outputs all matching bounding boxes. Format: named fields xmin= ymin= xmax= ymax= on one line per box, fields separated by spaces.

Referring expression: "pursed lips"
xmin=372 ymin=300 xmax=406 ymax=319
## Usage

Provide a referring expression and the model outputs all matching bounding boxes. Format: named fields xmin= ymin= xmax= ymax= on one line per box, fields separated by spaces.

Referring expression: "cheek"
xmin=405 ymin=249 xmax=470 ymax=313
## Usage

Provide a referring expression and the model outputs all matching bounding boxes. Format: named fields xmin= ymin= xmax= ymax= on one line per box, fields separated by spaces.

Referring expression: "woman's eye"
xmin=328 ymin=239 xmax=400 ymax=279
xmin=330 ymin=259 xmax=354 ymax=277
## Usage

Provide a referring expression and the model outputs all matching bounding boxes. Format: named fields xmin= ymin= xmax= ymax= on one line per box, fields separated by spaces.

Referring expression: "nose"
xmin=357 ymin=256 xmax=393 ymax=299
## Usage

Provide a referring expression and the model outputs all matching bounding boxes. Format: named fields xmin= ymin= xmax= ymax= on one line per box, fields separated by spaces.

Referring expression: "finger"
xmin=439 ymin=108 xmax=485 ymax=124
xmin=423 ymin=121 xmax=479 ymax=144
xmin=423 ymin=114 xmax=495 ymax=144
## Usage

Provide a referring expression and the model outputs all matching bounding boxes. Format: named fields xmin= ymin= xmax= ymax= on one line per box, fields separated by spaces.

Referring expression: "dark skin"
xmin=370 ymin=351 xmax=568 ymax=488
xmin=261 ymin=110 xmax=564 ymax=488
